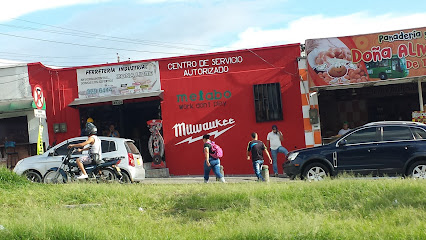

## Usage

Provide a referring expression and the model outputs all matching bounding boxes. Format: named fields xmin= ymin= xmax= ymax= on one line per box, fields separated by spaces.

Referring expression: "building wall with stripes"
xmin=298 ymin=57 xmax=322 ymax=147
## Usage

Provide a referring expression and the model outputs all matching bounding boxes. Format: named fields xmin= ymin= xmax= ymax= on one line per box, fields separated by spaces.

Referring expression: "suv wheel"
xmin=303 ymin=163 xmax=329 ymax=181
xmin=408 ymin=161 xmax=426 ymax=179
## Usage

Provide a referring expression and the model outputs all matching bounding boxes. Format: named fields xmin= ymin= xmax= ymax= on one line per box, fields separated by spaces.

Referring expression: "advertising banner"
xmin=412 ymin=111 xmax=426 ymax=124
xmin=306 ymin=27 xmax=426 ymax=87
xmin=76 ymin=61 xmax=161 ymax=99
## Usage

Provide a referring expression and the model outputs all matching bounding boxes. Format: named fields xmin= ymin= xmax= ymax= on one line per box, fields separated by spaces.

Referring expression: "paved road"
xmin=139 ymin=175 xmax=290 ymax=184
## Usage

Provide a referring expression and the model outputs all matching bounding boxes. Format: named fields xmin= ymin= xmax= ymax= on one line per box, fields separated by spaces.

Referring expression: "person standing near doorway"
xmin=202 ymin=134 xmax=225 ymax=183
xmin=108 ymin=124 xmax=120 ymax=138
xmin=336 ymin=121 xmax=351 ymax=137
xmin=247 ymin=132 xmax=272 ymax=181
xmin=267 ymin=125 xmax=288 ymax=177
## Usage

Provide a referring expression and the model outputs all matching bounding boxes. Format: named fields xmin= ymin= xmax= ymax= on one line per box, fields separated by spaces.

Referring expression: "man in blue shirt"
xmin=247 ymin=132 xmax=272 ymax=181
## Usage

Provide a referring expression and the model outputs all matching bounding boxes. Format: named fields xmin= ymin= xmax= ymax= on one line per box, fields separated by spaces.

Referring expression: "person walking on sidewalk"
xmin=267 ymin=125 xmax=288 ymax=177
xmin=202 ymin=134 xmax=225 ymax=183
xmin=247 ymin=132 xmax=272 ymax=181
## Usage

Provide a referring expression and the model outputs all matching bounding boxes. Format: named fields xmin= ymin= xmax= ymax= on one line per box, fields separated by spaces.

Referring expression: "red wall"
xmin=27 ymin=44 xmax=305 ymax=176
xmin=27 ymin=63 xmax=81 ymax=145
xmin=160 ymin=44 xmax=305 ymax=175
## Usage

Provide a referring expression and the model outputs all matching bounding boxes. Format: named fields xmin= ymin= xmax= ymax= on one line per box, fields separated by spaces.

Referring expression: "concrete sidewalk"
xmin=139 ymin=175 xmax=291 ymax=184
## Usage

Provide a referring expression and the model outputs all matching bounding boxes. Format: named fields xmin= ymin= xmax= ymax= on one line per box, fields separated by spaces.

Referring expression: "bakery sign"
xmin=306 ymin=27 xmax=426 ymax=87
xmin=76 ymin=61 xmax=161 ymax=99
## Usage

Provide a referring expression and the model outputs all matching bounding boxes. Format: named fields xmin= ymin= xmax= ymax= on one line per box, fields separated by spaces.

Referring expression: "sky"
xmin=0 ymin=0 xmax=426 ymax=67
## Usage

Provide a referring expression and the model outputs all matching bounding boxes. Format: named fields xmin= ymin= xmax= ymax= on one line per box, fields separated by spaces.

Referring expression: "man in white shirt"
xmin=267 ymin=125 xmax=288 ymax=177
xmin=68 ymin=122 xmax=102 ymax=179
xmin=337 ymin=122 xmax=351 ymax=137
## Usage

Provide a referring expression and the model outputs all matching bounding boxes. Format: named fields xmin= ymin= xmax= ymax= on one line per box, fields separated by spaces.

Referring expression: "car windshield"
xmin=125 ymin=141 xmax=140 ymax=154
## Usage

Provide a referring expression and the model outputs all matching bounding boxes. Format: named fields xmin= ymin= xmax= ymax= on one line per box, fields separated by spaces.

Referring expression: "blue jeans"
xmin=204 ymin=158 xmax=222 ymax=181
xmin=271 ymin=146 xmax=288 ymax=174
xmin=252 ymin=160 xmax=264 ymax=181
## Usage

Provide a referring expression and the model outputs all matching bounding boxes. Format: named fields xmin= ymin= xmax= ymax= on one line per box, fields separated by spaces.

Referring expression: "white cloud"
xmin=0 ymin=58 xmax=26 ymax=67
xmin=212 ymin=12 xmax=426 ymax=52
xmin=0 ymin=0 xmax=110 ymax=22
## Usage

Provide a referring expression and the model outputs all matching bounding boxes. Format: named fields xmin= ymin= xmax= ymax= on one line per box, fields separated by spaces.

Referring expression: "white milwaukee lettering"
xmin=175 ymin=125 xmax=235 ymax=145
xmin=172 ymin=118 xmax=235 ymax=138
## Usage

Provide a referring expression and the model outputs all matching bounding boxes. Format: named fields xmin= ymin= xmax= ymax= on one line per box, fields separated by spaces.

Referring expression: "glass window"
xmin=101 ymin=140 xmax=117 ymax=153
xmin=378 ymin=60 xmax=389 ymax=67
xmin=55 ymin=140 xmax=85 ymax=156
xmin=344 ymin=127 xmax=378 ymax=144
xmin=253 ymin=83 xmax=283 ymax=122
xmin=410 ymin=127 xmax=426 ymax=140
xmin=125 ymin=141 xmax=140 ymax=154
xmin=382 ymin=126 xmax=413 ymax=141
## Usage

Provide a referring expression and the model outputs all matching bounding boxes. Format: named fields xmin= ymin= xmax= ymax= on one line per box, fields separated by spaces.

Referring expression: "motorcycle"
xmin=43 ymin=148 xmax=124 ymax=184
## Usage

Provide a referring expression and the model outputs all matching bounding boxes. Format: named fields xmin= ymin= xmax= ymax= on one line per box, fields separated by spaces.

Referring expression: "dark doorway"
xmin=79 ymin=100 xmax=161 ymax=162
xmin=318 ymin=82 xmax=423 ymax=140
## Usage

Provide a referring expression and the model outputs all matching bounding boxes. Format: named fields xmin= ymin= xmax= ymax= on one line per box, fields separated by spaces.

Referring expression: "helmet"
xmin=87 ymin=117 xmax=94 ymax=123
xmin=85 ymin=122 xmax=97 ymax=135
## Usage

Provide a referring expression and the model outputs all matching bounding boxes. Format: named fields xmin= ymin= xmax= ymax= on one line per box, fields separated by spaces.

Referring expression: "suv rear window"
xmin=410 ymin=127 xmax=426 ymax=140
xmin=382 ymin=126 xmax=413 ymax=141
xmin=125 ymin=141 xmax=140 ymax=154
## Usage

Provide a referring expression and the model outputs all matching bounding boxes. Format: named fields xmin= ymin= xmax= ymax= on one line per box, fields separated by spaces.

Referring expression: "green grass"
xmin=0 ymin=167 xmax=425 ymax=240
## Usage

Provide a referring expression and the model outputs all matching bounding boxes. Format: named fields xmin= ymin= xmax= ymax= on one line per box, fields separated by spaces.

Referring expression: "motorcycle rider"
xmin=68 ymin=122 xmax=103 ymax=179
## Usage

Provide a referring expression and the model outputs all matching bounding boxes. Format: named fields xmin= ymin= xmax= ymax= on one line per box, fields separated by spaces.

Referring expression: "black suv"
xmin=283 ymin=121 xmax=426 ymax=180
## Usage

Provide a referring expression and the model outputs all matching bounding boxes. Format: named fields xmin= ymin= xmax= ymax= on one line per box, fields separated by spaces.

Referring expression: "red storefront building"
xmin=25 ymin=43 xmax=318 ymax=175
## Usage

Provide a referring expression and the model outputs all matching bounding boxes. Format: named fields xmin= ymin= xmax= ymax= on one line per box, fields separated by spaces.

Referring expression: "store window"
xmin=253 ymin=83 xmax=283 ymax=122
xmin=0 ymin=116 xmax=29 ymax=143
xmin=382 ymin=126 xmax=413 ymax=141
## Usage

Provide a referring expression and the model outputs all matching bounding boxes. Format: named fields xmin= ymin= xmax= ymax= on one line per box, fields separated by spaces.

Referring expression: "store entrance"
xmin=318 ymin=82 xmax=423 ymax=143
xmin=79 ymin=100 xmax=161 ymax=162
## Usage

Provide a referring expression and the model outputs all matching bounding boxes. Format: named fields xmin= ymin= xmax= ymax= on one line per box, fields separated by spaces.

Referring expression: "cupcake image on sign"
xmin=307 ymin=38 xmax=369 ymax=86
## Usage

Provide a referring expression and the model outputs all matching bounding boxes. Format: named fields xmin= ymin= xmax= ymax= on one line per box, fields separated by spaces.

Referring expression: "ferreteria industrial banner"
xmin=306 ymin=27 xmax=426 ymax=87
xmin=76 ymin=61 xmax=161 ymax=99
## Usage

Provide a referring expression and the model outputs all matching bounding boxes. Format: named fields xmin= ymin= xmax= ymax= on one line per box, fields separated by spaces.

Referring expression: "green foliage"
xmin=0 ymin=167 xmax=30 ymax=188
xmin=0 ymin=179 xmax=425 ymax=240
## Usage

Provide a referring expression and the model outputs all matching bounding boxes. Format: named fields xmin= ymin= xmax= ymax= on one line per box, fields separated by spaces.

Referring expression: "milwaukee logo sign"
xmin=173 ymin=118 xmax=235 ymax=145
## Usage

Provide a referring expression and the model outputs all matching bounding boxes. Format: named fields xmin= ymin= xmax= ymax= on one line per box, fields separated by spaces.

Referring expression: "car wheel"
xmin=119 ymin=171 xmax=132 ymax=184
xmin=23 ymin=170 xmax=42 ymax=183
xmin=379 ymin=72 xmax=387 ymax=80
xmin=408 ymin=161 xmax=426 ymax=179
xmin=303 ymin=163 xmax=329 ymax=181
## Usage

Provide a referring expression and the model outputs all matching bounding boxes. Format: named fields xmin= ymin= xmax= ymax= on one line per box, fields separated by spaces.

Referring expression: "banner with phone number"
xmin=76 ymin=61 xmax=161 ymax=99
xmin=306 ymin=27 xmax=426 ymax=87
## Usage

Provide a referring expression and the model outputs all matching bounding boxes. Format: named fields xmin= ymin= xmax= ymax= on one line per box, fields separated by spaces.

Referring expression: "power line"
xmin=1 ymin=57 xmax=112 ymax=64
xmin=0 ymin=51 xmax=115 ymax=59
xmin=0 ymin=23 xmax=206 ymax=51
xmin=0 ymin=32 xmax=188 ymax=55
xmin=11 ymin=17 xmax=218 ymax=49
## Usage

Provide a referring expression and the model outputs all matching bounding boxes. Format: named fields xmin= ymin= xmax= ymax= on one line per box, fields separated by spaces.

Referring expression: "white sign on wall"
xmin=76 ymin=61 xmax=161 ymax=99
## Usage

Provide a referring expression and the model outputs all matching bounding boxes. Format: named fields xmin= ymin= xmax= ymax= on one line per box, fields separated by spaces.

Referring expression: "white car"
xmin=13 ymin=137 xmax=145 ymax=183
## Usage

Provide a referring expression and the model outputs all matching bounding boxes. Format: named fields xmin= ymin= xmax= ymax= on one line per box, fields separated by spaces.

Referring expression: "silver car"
xmin=13 ymin=137 xmax=145 ymax=183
